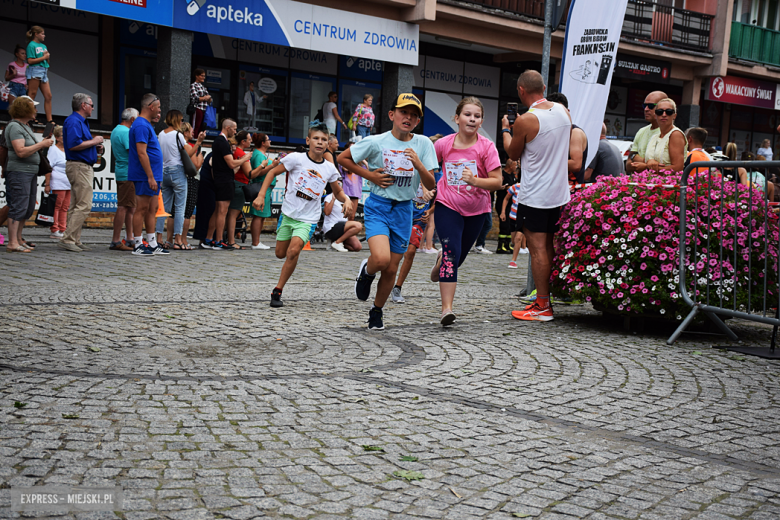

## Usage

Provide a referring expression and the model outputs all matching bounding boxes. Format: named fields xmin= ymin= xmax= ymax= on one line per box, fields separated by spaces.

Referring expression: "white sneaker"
xmin=391 ymin=286 xmax=405 ymax=303
xmin=251 ymin=242 xmax=271 ymax=250
xmin=331 ymin=241 xmax=348 ymax=252
xmin=518 ymin=248 xmax=529 ymax=254
xmin=50 ymin=231 xmax=64 ymax=239
xmin=475 ymin=246 xmax=493 ymax=254
xmin=423 ymin=247 xmax=439 ymax=254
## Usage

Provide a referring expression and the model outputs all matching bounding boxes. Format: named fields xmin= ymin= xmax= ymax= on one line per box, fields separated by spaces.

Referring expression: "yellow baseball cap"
xmin=393 ymin=93 xmax=423 ymax=116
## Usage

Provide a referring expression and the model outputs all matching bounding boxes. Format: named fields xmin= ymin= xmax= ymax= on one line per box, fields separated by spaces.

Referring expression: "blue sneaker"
xmin=132 ymin=244 xmax=153 ymax=256
xmin=152 ymin=244 xmax=170 ymax=255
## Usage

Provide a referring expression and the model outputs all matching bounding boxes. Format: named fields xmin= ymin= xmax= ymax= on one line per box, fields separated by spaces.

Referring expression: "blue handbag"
xmin=203 ymin=106 xmax=217 ymax=129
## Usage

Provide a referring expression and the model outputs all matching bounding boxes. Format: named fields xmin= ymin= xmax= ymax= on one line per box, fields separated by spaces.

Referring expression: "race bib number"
xmin=292 ymin=168 xmax=327 ymax=200
xmin=412 ymin=183 xmax=426 ymax=203
xmin=382 ymin=149 xmax=414 ymax=178
xmin=445 ymin=160 xmax=477 ymax=187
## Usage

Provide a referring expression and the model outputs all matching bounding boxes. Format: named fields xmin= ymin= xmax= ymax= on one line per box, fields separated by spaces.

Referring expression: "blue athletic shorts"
xmin=134 ymin=180 xmax=161 ymax=197
xmin=363 ymin=193 xmax=412 ymax=255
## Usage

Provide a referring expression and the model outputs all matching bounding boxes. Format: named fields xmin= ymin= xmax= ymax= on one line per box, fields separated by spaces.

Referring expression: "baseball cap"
xmin=393 ymin=93 xmax=423 ymax=116
xmin=20 ymin=95 xmax=39 ymax=106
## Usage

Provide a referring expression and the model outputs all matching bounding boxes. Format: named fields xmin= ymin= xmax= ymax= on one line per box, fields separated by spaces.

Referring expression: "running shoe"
xmin=518 ymin=289 xmax=537 ymax=304
xmin=511 ymin=303 xmax=554 ymax=322
xmin=367 ymin=307 xmax=384 ymax=330
xmin=331 ymin=241 xmax=348 ymax=252
xmin=132 ymin=244 xmax=153 ymax=256
xmin=508 ymin=261 xmax=518 ymax=269
xmin=200 ymin=240 xmax=214 ymax=250
xmin=355 ymin=258 xmax=375 ymax=301
xmin=217 ymin=241 xmax=236 ymax=251
xmin=391 ymin=287 xmax=405 ymax=304
xmin=518 ymin=248 xmax=529 ymax=254
xmin=475 ymin=246 xmax=493 ymax=254
xmin=151 ymin=244 xmax=170 ymax=255
xmin=440 ymin=311 xmax=456 ymax=326
xmin=270 ymin=288 xmax=283 ymax=308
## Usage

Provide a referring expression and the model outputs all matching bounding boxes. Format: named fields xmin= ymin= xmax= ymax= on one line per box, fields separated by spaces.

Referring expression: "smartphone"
xmin=507 ymin=103 xmax=519 ymax=125
xmin=42 ymin=121 xmax=55 ymax=139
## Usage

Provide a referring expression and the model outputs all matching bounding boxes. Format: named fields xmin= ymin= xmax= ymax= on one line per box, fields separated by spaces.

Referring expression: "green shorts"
xmin=229 ymin=181 xmax=246 ymax=211
xmin=276 ymin=214 xmax=317 ymax=243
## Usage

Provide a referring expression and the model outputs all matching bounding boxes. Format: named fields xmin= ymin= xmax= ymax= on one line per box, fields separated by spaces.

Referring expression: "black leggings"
xmin=434 ymin=202 xmax=489 ymax=283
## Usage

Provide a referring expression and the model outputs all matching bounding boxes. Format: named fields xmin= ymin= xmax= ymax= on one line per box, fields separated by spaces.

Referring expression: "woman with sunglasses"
xmin=632 ymin=98 xmax=686 ymax=174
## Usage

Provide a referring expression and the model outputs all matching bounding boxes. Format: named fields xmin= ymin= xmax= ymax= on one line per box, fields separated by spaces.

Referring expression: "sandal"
xmin=7 ymin=245 xmax=32 ymax=253
xmin=173 ymin=243 xmax=193 ymax=250
xmin=162 ymin=241 xmax=174 ymax=249
xmin=226 ymin=243 xmax=245 ymax=250
xmin=20 ymin=241 xmax=35 ymax=248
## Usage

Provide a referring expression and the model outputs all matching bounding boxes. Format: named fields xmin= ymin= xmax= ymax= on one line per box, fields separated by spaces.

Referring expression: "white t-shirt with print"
xmin=322 ymin=193 xmax=346 ymax=234
xmin=157 ymin=130 xmax=187 ymax=169
xmin=280 ymin=152 xmax=340 ymax=224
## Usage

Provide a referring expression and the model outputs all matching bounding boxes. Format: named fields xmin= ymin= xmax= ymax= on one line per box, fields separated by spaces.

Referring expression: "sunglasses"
xmin=642 ymin=102 xmax=657 ymax=110
xmin=655 ymin=108 xmax=675 ymax=116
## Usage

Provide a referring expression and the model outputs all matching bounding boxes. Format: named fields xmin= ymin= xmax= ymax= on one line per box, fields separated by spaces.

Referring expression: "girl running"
xmin=431 ymin=97 xmax=502 ymax=325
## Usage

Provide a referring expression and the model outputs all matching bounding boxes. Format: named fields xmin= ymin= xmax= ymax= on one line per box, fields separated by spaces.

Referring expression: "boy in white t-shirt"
xmin=253 ymin=123 xmax=352 ymax=308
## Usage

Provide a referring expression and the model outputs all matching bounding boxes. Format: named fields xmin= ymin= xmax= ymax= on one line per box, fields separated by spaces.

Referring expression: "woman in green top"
xmin=25 ymin=26 xmax=52 ymax=124
xmin=249 ymin=133 xmax=280 ymax=250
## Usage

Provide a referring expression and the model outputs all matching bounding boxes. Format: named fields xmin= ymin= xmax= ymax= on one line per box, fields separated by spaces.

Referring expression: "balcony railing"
xmin=622 ymin=0 xmax=712 ymax=52
xmin=729 ymin=21 xmax=780 ymax=67
xmin=453 ymin=0 xmax=712 ymax=52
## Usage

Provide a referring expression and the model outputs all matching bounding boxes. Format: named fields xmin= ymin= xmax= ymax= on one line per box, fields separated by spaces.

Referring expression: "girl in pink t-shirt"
xmin=4 ymin=45 xmax=28 ymax=101
xmin=431 ymin=97 xmax=503 ymax=326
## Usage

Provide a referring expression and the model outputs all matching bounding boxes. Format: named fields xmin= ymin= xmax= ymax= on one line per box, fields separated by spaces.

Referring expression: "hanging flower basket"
xmin=551 ymin=171 xmax=780 ymax=321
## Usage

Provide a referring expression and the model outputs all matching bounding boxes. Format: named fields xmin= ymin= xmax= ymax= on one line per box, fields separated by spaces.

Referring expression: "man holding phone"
xmin=59 ymin=93 xmax=103 ymax=252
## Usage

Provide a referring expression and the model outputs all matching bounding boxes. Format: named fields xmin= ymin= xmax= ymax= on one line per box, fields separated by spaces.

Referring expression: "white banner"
xmin=559 ymin=0 xmax=629 ymax=167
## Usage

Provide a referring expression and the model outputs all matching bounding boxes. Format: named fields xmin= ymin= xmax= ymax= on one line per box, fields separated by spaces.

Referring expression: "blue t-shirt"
xmin=349 ymin=131 xmax=438 ymax=201
xmin=412 ymin=167 xmax=443 ymax=222
xmin=128 ymin=117 xmax=163 ymax=182
xmin=62 ymin=112 xmax=96 ymax=164
xmin=110 ymin=124 xmax=130 ymax=181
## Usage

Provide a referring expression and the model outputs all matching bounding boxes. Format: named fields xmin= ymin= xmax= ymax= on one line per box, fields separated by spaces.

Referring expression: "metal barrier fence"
xmin=667 ymin=161 xmax=780 ymax=353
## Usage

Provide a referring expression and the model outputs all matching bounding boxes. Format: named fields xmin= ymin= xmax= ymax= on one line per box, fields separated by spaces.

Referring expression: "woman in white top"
xmin=633 ymin=98 xmax=687 ymax=174
xmin=757 ymin=139 xmax=773 ymax=161
xmin=45 ymin=125 xmax=69 ymax=238
xmin=322 ymin=91 xmax=347 ymax=137
xmin=156 ymin=109 xmax=204 ymax=249
xmin=323 ymin=182 xmax=363 ymax=252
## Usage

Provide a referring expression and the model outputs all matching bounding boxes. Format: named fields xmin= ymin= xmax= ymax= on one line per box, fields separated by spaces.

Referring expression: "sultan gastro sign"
xmin=706 ymin=75 xmax=780 ymax=110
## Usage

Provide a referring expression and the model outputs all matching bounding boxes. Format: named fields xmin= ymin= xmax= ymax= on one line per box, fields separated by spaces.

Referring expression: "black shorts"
xmin=325 ymin=221 xmax=346 ymax=242
xmin=214 ymin=180 xmax=233 ymax=202
xmin=509 ymin=217 xmax=524 ymax=233
xmin=517 ymin=204 xmax=562 ymax=234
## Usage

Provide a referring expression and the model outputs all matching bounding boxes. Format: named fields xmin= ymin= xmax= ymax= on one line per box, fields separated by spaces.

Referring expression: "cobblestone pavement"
xmin=1 ymin=229 xmax=780 ymax=520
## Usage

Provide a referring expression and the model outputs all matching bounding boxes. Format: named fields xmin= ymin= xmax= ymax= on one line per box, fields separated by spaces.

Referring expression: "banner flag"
xmin=559 ymin=0 xmax=629 ymax=167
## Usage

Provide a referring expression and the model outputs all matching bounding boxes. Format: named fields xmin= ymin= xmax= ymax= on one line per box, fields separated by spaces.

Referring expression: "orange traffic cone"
xmin=155 ymin=191 xmax=171 ymax=218
xmin=302 ymin=241 xmax=312 ymax=250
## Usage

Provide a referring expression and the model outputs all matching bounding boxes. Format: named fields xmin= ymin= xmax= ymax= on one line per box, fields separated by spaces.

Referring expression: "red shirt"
xmin=233 ymin=147 xmax=250 ymax=184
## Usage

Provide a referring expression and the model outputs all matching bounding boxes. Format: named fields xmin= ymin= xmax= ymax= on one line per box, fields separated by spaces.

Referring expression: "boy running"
xmin=338 ymin=93 xmax=438 ymax=330
xmin=253 ymin=122 xmax=352 ymax=308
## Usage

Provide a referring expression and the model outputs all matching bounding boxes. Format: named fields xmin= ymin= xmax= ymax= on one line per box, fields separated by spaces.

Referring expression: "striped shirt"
xmin=507 ymin=183 xmax=521 ymax=220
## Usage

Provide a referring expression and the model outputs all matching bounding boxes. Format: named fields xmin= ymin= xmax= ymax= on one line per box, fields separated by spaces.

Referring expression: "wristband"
xmin=502 ymin=129 xmax=512 ymax=134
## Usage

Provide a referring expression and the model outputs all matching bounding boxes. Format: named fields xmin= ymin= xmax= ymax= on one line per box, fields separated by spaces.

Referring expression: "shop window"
xmin=121 ymin=49 xmax=157 ymax=116
xmin=289 ymin=73 xmax=336 ymax=144
xmin=339 ymin=80 xmax=381 ymax=144
xmin=238 ymin=65 xmax=287 ymax=141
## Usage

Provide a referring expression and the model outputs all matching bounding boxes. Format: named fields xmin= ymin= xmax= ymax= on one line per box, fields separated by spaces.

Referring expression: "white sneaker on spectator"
xmin=518 ymin=248 xmax=529 ymax=254
xmin=331 ymin=241 xmax=348 ymax=252
xmin=251 ymin=242 xmax=271 ymax=250
xmin=50 ymin=231 xmax=64 ymax=239
xmin=475 ymin=246 xmax=493 ymax=254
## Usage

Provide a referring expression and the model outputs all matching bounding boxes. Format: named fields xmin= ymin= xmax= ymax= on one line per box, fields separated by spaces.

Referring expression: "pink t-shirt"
xmin=434 ymin=133 xmax=501 ymax=216
xmin=7 ymin=61 xmax=27 ymax=84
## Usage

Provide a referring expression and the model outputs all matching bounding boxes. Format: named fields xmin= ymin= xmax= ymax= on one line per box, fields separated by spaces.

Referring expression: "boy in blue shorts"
xmin=338 ymin=94 xmax=438 ymax=330
xmin=253 ymin=122 xmax=351 ymax=308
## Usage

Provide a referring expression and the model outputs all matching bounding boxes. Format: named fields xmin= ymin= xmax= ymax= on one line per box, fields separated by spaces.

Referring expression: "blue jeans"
xmin=155 ymin=165 xmax=187 ymax=235
xmin=9 ymin=82 xmax=26 ymax=98
xmin=357 ymin=125 xmax=371 ymax=138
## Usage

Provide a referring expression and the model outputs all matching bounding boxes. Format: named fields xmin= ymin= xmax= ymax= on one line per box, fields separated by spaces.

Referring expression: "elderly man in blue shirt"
xmin=59 ymin=92 xmax=104 ymax=252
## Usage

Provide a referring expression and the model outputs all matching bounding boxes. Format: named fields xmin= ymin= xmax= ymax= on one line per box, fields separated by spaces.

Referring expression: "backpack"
xmin=314 ymin=105 xmax=324 ymax=123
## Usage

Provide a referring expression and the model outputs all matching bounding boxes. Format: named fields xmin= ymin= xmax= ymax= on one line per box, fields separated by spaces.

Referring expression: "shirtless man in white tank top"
xmin=501 ymin=70 xmax=571 ymax=322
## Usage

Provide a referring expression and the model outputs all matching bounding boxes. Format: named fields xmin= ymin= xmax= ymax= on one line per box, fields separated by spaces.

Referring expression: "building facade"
xmin=0 ymin=0 xmax=778 ymax=153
